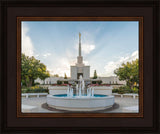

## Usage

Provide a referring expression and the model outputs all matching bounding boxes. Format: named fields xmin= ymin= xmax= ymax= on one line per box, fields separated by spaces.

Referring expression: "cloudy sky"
xmin=22 ymin=21 xmax=139 ymax=77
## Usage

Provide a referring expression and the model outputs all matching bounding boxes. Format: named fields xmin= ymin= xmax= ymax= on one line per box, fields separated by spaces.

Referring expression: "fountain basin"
xmin=47 ymin=94 xmax=115 ymax=111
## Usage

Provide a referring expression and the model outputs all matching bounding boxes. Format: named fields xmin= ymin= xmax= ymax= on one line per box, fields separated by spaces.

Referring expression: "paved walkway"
xmin=21 ymin=96 xmax=139 ymax=113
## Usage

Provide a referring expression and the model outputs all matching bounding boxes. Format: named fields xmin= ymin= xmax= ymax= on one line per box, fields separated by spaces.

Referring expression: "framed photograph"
xmin=1 ymin=0 xmax=159 ymax=133
xmin=17 ymin=17 xmax=143 ymax=118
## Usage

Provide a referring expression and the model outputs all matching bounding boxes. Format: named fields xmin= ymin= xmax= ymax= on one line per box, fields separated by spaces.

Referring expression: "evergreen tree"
xmin=64 ymin=73 xmax=67 ymax=79
xmin=93 ymin=70 xmax=98 ymax=79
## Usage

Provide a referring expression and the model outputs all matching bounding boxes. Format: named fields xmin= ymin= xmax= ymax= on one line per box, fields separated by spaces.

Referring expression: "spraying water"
xmin=67 ymin=85 xmax=73 ymax=97
xmin=67 ymin=75 xmax=94 ymax=98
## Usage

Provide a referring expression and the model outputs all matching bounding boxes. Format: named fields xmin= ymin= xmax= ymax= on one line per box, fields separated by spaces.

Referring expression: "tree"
xmin=53 ymin=74 xmax=59 ymax=77
xmin=93 ymin=70 xmax=98 ymax=79
xmin=114 ymin=59 xmax=139 ymax=89
xmin=64 ymin=73 xmax=67 ymax=79
xmin=21 ymin=53 xmax=50 ymax=87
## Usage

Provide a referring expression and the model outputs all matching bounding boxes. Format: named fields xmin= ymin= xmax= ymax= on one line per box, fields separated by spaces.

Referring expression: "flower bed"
xmin=51 ymin=84 xmax=70 ymax=86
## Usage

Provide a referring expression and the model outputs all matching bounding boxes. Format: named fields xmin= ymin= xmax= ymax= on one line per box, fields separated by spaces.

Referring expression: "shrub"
xmin=64 ymin=81 xmax=68 ymax=84
xmin=112 ymin=88 xmax=119 ymax=93
xmin=21 ymin=88 xmax=49 ymax=93
xmin=57 ymin=80 xmax=62 ymax=85
xmin=21 ymin=80 xmax=26 ymax=86
xmin=112 ymin=86 xmax=139 ymax=94
xmin=21 ymin=86 xmax=49 ymax=93
xmin=52 ymin=84 xmax=68 ymax=86
xmin=33 ymin=82 xmax=40 ymax=86
xmin=118 ymin=89 xmax=125 ymax=94
xmin=133 ymin=86 xmax=139 ymax=93
xmin=92 ymin=81 xmax=96 ymax=84
xmin=97 ymin=80 xmax=102 ymax=85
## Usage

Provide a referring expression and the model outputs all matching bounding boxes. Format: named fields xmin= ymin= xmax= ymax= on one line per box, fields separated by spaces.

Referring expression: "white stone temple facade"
xmin=70 ymin=33 xmax=90 ymax=80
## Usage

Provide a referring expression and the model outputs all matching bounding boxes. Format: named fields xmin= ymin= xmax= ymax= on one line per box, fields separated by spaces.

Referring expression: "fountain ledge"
xmin=47 ymin=94 xmax=115 ymax=111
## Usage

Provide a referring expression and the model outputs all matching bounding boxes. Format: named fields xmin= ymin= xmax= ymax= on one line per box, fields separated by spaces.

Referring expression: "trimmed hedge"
xmin=57 ymin=80 xmax=62 ymax=85
xmin=92 ymin=81 xmax=96 ymax=84
xmin=21 ymin=86 xmax=48 ymax=93
xmin=97 ymin=80 xmax=102 ymax=85
xmin=91 ymin=80 xmax=102 ymax=85
xmin=22 ymin=88 xmax=49 ymax=93
xmin=64 ymin=81 xmax=68 ymax=84
xmin=112 ymin=86 xmax=139 ymax=94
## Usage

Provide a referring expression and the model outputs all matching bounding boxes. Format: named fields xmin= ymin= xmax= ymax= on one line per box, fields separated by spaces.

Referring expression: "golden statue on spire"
xmin=79 ymin=32 xmax=81 ymax=38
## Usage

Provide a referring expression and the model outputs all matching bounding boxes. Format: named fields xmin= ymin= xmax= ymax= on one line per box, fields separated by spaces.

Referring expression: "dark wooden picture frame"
xmin=1 ymin=0 xmax=159 ymax=133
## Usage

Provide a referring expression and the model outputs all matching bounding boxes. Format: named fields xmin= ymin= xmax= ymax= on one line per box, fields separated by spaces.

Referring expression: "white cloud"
xmin=104 ymin=50 xmax=138 ymax=76
xmin=47 ymin=57 xmax=74 ymax=77
xmin=22 ymin=23 xmax=34 ymax=57
xmin=74 ymin=43 xmax=95 ymax=55
xmin=82 ymin=44 xmax=95 ymax=54
xmin=43 ymin=52 xmax=51 ymax=58
xmin=46 ymin=55 xmax=90 ymax=77
xmin=83 ymin=60 xmax=89 ymax=65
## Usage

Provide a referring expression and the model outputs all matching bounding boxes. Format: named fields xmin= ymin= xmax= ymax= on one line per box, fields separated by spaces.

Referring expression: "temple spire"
xmin=77 ymin=32 xmax=83 ymax=65
xmin=79 ymin=32 xmax=81 ymax=56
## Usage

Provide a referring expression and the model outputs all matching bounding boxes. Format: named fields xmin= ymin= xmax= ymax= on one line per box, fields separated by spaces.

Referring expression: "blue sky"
xmin=22 ymin=21 xmax=139 ymax=77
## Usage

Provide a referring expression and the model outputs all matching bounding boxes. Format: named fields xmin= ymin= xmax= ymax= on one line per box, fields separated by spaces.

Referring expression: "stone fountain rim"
xmin=47 ymin=94 xmax=114 ymax=100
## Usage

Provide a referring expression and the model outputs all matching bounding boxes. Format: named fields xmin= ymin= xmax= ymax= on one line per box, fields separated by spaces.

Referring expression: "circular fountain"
xmin=47 ymin=76 xmax=115 ymax=111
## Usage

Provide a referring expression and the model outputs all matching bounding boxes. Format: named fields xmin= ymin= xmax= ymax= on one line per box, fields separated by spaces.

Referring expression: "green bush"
xmin=118 ymin=88 xmax=125 ymax=94
xmin=33 ymin=82 xmax=40 ymax=86
xmin=112 ymin=88 xmax=119 ymax=93
xmin=133 ymin=86 xmax=139 ymax=93
xmin=21 ymin=80 xmax=26 ymax=86
xmin=97 ymin=80 xmax=102 ymax=85
xmin=119 ymin=86 xmax=131 ymax=93
xmin=64 ymin=81 xmax=68 ymax=84
xmin=112 ymin=86 xmax=139 ymax=94
xmin=57 ymin=80 xmax=62 ymax=85
xmin=92 ymin=81 xmax=96 ymax=84
xmin=21 ymin=85 xmax=49 ymax=93
xmin=21 ymin=88 xmax=48 ymax=93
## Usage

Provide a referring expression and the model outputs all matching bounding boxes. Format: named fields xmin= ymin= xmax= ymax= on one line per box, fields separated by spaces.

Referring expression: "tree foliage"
xmin=21 ymin=53 xmax=50 ymax=87
xmin=53 ymin=74 xmax=59 ymax=77
xmin=93 ymin=70 xmax=98 ymax=79
xmin=114 ymin=59 xmax=139 ymax=89
xmin=64 ymin=73 xmax=67 ymax=79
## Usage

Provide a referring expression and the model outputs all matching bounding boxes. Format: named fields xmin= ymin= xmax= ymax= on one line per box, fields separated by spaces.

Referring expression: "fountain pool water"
xmin=53 ymin=94 xmax=108 ymax=97
xmin=47 ymin=75 xmax=115 ymax=111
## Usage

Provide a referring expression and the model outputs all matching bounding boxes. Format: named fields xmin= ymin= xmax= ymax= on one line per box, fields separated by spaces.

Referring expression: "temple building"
xmin=70 ymin=33 xmax=90 ymax=80
xmin=35 ymin=33 xmax=126 ymax=85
